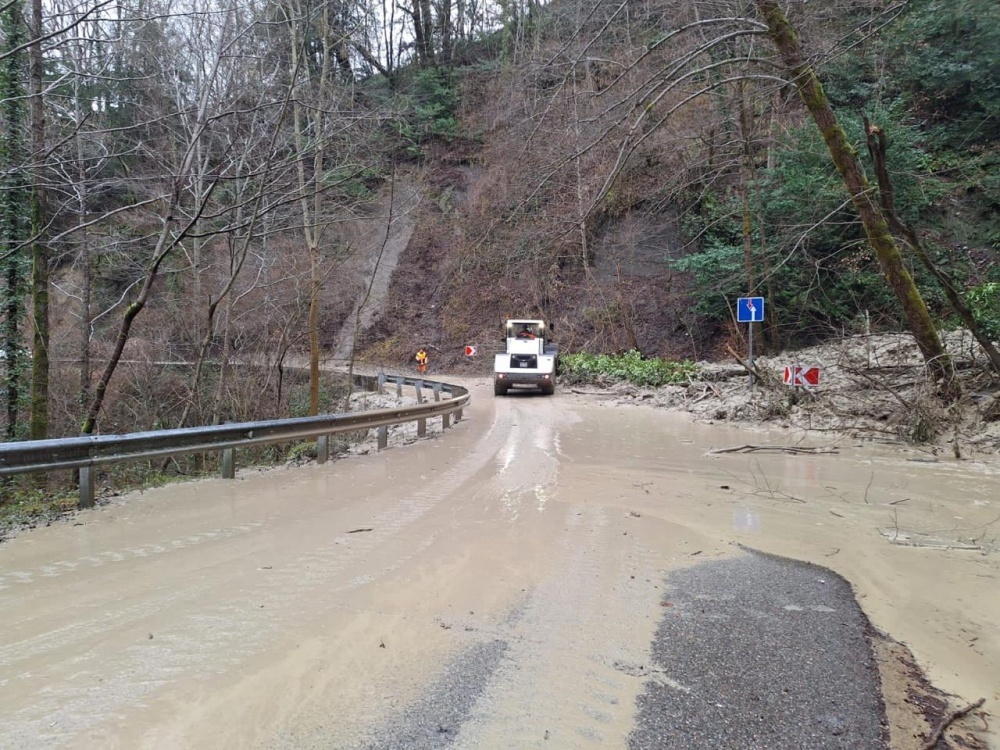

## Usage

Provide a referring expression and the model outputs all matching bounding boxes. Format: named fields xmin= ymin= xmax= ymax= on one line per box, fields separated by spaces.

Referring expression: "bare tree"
xmin=80 ymin=1 xmax=233 ymax=434
xmin=283 ymin=0 xmax=335 ymax=416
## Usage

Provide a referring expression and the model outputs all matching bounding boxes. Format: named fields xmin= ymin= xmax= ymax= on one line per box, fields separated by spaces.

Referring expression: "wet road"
xmin=1 ymin=380 xmax=997 ymax=748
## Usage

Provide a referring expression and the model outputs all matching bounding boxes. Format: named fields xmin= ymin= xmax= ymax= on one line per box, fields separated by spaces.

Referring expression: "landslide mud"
xmin=1 ymin=380 xmax=995 ymax=748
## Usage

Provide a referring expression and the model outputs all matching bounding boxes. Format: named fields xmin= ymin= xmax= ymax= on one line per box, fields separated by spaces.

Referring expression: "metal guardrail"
xmin=0 ymin=374 xmax=468 ymax=508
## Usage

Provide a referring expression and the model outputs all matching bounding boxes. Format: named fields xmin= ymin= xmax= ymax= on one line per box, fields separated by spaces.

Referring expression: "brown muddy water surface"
xmin=1 ymin=379 xmax=996 ymax=748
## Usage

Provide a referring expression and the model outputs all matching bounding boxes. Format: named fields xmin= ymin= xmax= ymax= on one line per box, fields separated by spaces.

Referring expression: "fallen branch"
xmin=725 ymin=344 xmax=774 ymax=386
xmin=877 ymin=529 xmax=983 ymax=551
xmin=711 ymin=444 xmax=839 ymax=455
xmin=921 ymin=697 xmax=985 ymax=750
xmin=842 ymin=364 xmax=914 ymax=410
xmin=696 ymin=367 xmax=750 ymax=383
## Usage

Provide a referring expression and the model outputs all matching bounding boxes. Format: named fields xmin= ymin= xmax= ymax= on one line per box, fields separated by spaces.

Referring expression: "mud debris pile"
xmin=591 ymin=331 xmax=1000 ymax=455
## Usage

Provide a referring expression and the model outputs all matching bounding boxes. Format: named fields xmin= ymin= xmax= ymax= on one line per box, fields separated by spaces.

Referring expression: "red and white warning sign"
xmin=783 ymin=365 xmax=821 ymax=387
xmin=464 ymin=345 xmax=477 ymax=357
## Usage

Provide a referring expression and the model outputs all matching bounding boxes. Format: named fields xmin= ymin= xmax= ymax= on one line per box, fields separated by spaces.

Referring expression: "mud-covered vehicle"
xmin=493 ymin=319 xmax=558 ymax=396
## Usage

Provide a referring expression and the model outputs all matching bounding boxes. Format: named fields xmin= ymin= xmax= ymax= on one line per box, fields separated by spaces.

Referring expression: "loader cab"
xmin=507 ymin=320 xmax=545 ymax=341
xmin=504 ymin=320 xmax=548 ymax=351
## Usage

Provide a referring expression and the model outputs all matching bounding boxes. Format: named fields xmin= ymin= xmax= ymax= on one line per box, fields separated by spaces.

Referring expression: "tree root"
xmin=921 ymin=697 xmax=985 ymax=750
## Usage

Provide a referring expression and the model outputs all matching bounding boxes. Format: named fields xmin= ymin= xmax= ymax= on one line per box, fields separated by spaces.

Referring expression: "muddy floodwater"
xmin=1 ymin=379 xmax=997 ymax=748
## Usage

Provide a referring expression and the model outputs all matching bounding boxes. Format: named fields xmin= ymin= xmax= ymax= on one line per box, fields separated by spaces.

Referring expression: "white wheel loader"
xmin=493 ymin=319 xmax=558 ymax=396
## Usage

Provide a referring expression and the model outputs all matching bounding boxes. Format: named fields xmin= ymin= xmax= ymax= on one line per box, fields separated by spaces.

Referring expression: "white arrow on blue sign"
xmin=737 ymin=297 xmax=765 ymax=323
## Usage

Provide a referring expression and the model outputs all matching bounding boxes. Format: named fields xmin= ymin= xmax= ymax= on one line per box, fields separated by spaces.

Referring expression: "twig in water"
xmin=746 ymin=459 xmax=807 ymax=503
xmin=863 ymin=470 xmax=875 ymax=504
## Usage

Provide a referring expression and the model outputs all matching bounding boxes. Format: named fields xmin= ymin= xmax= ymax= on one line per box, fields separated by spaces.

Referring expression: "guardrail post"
xmin=433 ymin=382 xmax=441 ymax=402
xmin=377 ymin=373 xmax=386 ymax=391
xmin=455 ymin=408 xmax=463 ymax=422
xmin=79 ymin=466 xmax=96 ymax=508
xmin=417 ymin=418 xmax=426 ymax=437
xmin=395 ymin=376 xmax=403 ymax=397
xmin=415 ymin=380 xmax=424 ymax=403
xmin=377 ymin=425 xmax=388 ymax=450
xmin=442 ymin=412 xmax=451 ymax=430
xmin=316 ymin=435 xmax=329 ymax=465
xmin=221 ymin=448 xmax=236 ymax=479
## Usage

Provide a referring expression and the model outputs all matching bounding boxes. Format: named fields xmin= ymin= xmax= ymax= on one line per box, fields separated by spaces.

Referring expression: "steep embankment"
xmin=329 ymin=181 xmax=422 ymax=363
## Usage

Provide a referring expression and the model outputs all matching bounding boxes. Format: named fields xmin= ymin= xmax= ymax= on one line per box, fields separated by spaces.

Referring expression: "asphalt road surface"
xmin=4 ymin=378 xmax=997 ymax=749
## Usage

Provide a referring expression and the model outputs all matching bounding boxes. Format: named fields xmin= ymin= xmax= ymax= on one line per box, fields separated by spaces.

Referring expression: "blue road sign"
xmin=737 ymin=297 xmax=765 ymax=323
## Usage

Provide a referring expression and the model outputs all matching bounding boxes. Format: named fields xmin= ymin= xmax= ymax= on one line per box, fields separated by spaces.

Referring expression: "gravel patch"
xmin=629 ymin=548 xmax=888 ymax=750
xmin=358 ymin=639 xmax=509 ymax=750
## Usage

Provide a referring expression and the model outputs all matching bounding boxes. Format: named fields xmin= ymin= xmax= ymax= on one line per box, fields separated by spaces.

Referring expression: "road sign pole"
xmin=736 ymin=297 xmax=764 ymax=390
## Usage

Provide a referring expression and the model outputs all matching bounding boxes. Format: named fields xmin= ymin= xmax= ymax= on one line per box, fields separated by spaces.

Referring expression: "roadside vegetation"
xmin=0 ymin=487 xmax=78 ymax=542
xmin=560 ymin=351 xmax=698 ymax=388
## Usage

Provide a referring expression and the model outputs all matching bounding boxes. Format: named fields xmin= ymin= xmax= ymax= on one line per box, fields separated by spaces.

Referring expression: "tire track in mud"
xmin=349 ymin=396 xmax=668 ymax=750
xmin=0 ymin=524 xmax=262 ymax=590
xmin=440 ymin=501 xmax=666 ymax=750
xmin=346 ymin=396 xmax=589 ymax=748
xmin=0 ymin=398 xmax=516 ymax=748
xmin=373 ymin=398 xmax=701 ymax=749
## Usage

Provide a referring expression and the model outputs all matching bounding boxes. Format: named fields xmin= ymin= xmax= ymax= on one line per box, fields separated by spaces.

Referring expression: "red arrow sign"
xmin=783 ymin=365 xmax=821 ymax=387
xmin=464 ymin=345 xmax=477 ymax=357
xmin=800 ymin=366 xmax=820 ymax=386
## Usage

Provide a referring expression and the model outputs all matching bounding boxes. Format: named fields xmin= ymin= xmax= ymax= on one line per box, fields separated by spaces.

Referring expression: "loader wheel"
xmin=494 ymin=382 xmax=508 ymax=396
xmin=541 ymin=383 xmax=555 ymax=396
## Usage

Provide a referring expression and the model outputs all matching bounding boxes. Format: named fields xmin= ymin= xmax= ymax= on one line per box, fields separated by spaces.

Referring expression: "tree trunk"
xmin=287 ymin=0 xmax=330 ymax=416
xmin=82 ymin=213 xmax=178 ymax=435
xmin=440 ymin=0 xmax=453 ymax=63
xmin=418 ymin=0 xmax=435 ymax=65
xmin=211 ymin=293 xmax=233 ymax=425
xmin=28 ymin=0 xmax=48 ymax=441
xmin=351 ymin=40 xmax=390 ymax=79
xmin=864 ymin=117 xmax=1000 ymax=374
xmin=76 ymin=113 xmax=92 ymax=411
xmin=1 ymin=3 xmax=28 ymax=440
xmin=410 ymin=0 xmax=427 ymax=66
xmin=755 ymin=0 xmax=957 ymax=396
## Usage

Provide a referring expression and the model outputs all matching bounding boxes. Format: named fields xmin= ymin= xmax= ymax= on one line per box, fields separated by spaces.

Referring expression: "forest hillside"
xmin=0 ymin=0 xmax=997 ymax=446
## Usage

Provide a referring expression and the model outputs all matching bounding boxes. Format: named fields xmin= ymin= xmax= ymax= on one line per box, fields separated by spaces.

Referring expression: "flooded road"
xmin=1 ymin=379 xmax=996 ymax=748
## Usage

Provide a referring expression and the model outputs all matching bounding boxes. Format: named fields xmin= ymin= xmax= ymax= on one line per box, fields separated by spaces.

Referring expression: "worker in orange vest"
xmin=415 ymin=348 xmax=428 ymax=374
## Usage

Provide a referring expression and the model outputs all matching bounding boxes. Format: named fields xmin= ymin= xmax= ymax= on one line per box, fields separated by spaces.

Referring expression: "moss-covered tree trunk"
xmin=29 ymin=0 xmax=49 ymax=441
xmin=756 ymin=0 xmax=957 ymax=394
xmin=1 ymin=2 xmax=29 ymax=440
xmin=864 ymin=117 xmax=1000 ymax=375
